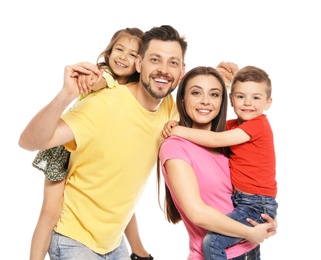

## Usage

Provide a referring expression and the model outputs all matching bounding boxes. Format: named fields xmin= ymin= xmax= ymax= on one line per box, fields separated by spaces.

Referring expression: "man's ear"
xmin=135 ymin=55 xmax=142 ymax=73
xmin=179 ymin=63 xmax=186 ymax=80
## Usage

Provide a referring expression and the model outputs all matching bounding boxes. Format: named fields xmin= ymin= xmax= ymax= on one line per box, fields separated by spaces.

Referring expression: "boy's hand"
xmin=161 ymin=120 xmax=179 ymax=139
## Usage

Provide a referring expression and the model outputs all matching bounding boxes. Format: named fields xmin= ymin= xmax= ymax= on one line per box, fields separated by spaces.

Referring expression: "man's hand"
xmin=216 ymin=61 xmax=239 ymax=90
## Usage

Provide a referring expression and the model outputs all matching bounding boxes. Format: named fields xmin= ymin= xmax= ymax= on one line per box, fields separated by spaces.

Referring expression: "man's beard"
xmin=141 ymin=78 xmax=175 ymax=100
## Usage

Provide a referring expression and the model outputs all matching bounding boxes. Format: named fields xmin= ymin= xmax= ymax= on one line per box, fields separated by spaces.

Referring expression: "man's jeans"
xmin=48 ymin=231 xmax=130 ymax=260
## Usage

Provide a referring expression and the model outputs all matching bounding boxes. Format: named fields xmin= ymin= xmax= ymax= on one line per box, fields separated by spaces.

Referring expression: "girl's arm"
xmin=171 ymin=126 xmax=250 ymax=148
xmin=165 ymin=158 xmax=276 ymax=243
xmin=30 ymin=179 xmax=65 ymax=260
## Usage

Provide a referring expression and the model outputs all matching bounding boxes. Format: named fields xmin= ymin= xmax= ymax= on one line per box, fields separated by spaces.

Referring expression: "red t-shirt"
xmin=226 ymin=114 xmax=277 ymax=197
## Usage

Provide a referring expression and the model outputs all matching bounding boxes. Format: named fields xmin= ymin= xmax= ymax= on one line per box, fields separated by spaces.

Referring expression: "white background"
xmin=1 ymin=0 xmax=320 ymax=259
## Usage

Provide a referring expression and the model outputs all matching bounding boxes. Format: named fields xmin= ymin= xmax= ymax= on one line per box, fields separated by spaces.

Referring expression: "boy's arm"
xmin=171 ymin=126 xmax=250 ymax=147
xmin=161 ymin=120 xmax=179 ymax=139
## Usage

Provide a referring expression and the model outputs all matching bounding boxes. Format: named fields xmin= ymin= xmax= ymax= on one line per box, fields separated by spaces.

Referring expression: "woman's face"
xmin=184 ymin=74 xmax=223 ymax=130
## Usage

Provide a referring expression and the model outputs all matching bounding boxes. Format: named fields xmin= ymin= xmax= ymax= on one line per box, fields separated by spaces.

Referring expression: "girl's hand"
xmin=69 ymin=62 xmax=101 ymax=94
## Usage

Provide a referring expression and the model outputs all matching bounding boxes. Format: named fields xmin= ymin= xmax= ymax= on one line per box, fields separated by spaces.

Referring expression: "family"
xmin=19 ymin=25 xmax=278 ymax=260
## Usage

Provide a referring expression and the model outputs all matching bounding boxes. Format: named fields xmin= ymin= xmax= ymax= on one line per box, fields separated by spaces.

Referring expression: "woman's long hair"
xmin=157 ymin=66 xmax=229 ymax=224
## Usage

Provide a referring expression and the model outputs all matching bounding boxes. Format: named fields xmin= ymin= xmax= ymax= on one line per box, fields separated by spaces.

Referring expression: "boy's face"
xmin=229 ymin=81 xmax=272 ymax=122
xmin=136 ymin=39 xmax=185 ymax=100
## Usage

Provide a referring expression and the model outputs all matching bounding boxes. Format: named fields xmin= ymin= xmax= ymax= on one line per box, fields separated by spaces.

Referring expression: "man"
xmin=19 ymin=25 xmax=238 ymax=259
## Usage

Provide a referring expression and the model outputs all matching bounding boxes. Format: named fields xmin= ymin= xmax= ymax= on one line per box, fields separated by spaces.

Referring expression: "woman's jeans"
xmin=48 ymin=231 xmax=130 ymax=260
xmin=202 ymin=191 xmax=278 ymax=260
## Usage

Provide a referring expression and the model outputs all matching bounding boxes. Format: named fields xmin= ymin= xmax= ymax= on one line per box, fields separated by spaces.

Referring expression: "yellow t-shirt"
xmin=57 ymin=85 xmax=177 ymax=254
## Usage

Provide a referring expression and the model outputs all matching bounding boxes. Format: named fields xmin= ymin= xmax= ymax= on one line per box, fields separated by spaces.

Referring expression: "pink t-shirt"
xmin=159 ymin=136 xmax=257 ymax=260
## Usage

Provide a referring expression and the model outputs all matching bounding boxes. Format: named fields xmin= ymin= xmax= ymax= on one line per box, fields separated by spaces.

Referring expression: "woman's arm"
xmin=165 ymin=158 xmax=276 ymax=243
xmin=30 ymin=179 xmax=65 ymax=260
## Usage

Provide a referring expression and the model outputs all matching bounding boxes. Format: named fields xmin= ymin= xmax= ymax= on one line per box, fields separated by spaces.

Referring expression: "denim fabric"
xmin=229 ymin=245 xmax=260 ymax=260
xmin=203 ymin=191 xmax=278 ymax=260
xmin=48 ymin=231 xmax=130 ymax=260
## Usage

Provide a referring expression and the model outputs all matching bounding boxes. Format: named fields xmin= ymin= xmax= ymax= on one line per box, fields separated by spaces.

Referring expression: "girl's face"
xmin=184 ymin=75 xmax=223 ymax=130
xmin=109 ymin=34 xmax=140 ymax=84
xmin=230 ymin=81 xmax=272 ymax=123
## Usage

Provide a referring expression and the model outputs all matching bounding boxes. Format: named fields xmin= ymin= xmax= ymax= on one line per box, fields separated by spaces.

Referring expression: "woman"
xmin=158 ymin=66 xmax=276 ymax=259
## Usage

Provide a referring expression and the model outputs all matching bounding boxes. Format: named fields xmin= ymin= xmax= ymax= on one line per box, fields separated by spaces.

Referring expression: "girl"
xmin=30 ymin=27 xmax=153 ymax=260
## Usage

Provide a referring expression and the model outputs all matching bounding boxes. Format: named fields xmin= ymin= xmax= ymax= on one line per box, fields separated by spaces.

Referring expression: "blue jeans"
xmin=48 ymin=231 xmax=130 ymax=260
xmin=203 ymin=191 xmax=278 ymax=260
xmin=229 ymin=245 xmax=260 ymax=260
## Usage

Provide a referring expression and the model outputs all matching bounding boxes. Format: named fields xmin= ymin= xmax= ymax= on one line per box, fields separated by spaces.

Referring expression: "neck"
xmin=128 ymin=83 xmax=162 ymax=112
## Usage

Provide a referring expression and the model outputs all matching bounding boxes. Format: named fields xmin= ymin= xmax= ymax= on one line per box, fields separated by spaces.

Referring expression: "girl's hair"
xmin=157 ymin=66 xmax=229 ymax=224
xmin=96 ymin=27 xmax=144 ymax=84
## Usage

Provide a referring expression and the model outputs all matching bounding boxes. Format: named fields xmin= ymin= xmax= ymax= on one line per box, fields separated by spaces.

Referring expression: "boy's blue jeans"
xmin=229 ymin=245 xmax=260 ymax=260
xmin=48 ymin=231 xmax=130 ymax=260
xmin=202 ymin=191 xmax=278 ymax=260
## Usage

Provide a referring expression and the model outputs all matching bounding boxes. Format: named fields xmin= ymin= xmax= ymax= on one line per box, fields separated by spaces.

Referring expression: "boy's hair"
xmin=139 ymin=25 xmax=188 ymax=61
xmin=97 ymin=27 xmax=144 ymax=83
xmin=231 ymin=65 xmax=272 ymax=98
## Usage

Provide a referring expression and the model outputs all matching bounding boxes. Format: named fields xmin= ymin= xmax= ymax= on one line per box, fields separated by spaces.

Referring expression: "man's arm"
xmin=18 ymin=63 xmax=100 ymax=151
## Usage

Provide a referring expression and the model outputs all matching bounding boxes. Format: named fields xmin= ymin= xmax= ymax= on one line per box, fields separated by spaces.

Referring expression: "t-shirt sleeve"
xmin=61 ymin=92 xmax=106 ymax=151
xmin=238 ymin=115 xmax=265 ymax=140
xmin=159 ymin=137 xmax=191 ymax=170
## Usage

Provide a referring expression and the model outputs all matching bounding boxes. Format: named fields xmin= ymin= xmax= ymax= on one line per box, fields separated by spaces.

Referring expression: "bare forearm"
xmin=19 ymin=63 xmax=97 ymax=151
xmin=19 ymin=90 xmax=74 ymax=151
xmin=172 ymin=126 xmax=248 ymax=147
xmin=189 ymin=204 xmax=274 ymax=243
xmin=172 ymin=127 xmax=216 ymax=147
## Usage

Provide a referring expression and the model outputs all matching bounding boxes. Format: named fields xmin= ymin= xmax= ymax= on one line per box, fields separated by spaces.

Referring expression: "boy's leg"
xmin=229 ymin=245 xmax=261 ymax=260
xmin=202 ymin=192 xmax=273 ymax=260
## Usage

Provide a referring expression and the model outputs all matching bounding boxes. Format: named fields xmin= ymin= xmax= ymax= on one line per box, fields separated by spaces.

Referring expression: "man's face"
xmin=136 ymin=39 xmax=185 ymax=100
